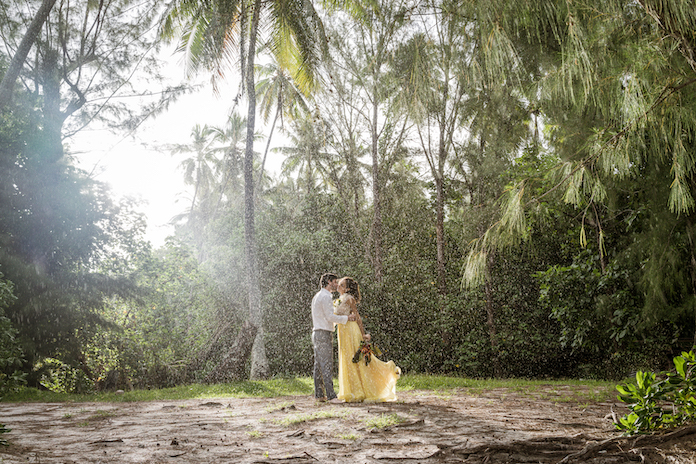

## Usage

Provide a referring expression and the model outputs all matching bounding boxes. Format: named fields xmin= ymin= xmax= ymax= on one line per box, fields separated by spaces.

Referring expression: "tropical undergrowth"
xmin=616 ymin=351 xmax=696 ymax=435
xmin=0 ymin=423 xmax=9 ymax=446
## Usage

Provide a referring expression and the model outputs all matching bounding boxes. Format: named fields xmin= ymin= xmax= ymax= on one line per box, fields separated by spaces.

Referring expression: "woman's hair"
xmin=340 ymin=277 xmax=361 ymax=303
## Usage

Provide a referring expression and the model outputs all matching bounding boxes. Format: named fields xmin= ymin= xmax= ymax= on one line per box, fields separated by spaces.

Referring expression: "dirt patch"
xmin=1 ymin=387 xmax=696 ymax=463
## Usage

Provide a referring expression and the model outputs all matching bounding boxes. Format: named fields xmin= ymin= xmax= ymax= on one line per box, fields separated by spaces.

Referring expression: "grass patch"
xmin=272 ymin=409 xmax=348 ymax=426
xmin=266 ymin=401 xmax=294 ymax=413
xmin=399 ymin=374 xmax=617 ymax=404
xmin=62 ymin=408 xmax=115 ymax=422
xmin=0 ymin=375 xmax=617 ymax=405
xmin=86 ymin=409 xmax=115 ymax=421
xmin=336 ymin=432 xmax=360 ymax=440
xmin=363 ymin=413 xmax=404 ymax=430
xmin=2 ymin=377 xmax=315 ymax=403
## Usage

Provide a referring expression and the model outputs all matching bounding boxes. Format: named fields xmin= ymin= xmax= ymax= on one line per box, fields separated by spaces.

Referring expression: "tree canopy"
xmin=2 ymin=0 xmax=696 ymax=393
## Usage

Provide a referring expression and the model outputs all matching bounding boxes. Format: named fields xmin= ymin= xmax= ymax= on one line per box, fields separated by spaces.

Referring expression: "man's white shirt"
xmin=312 ymin=288 xmax=349 ymax=332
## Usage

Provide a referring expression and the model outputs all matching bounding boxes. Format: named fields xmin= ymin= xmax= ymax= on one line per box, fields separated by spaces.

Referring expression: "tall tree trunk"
xmin=370 ymin=73 xmax=383 ymax=282
xmin=687 ymin=220 xmax=696 ymax=349
xmin=435 ymin=173 xmax=447 ymax=294
xmin=484 ymin=248 xmax=501 ymax=377
xmin=41 ymin=49 xmax=65 ymax=162
xmin=257 ymin=103 xmax=279 ymax=201
xmin=434 ymin=171 xmax=450 ymax=352
xmin=435 ymin=48 xmax=451 ymax=297
xmin=0 ymin=0 xmax=57 ymax=109
xmin=245 ymin=0 xmax=268 ymax=380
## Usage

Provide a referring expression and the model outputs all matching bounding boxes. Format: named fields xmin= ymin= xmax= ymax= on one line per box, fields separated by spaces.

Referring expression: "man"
xmin=312 ymin=273 xmax=356 ymax=403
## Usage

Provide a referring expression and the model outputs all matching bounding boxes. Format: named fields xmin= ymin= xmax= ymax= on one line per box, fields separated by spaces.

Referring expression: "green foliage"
xmin=258 ymin=192 xmax=358 ymax=375
xmin=489 ymin=251 xmax=570 ymax=377
xmin=538 ymin=253 xmax=675 ymax=379
xmin=84 ymin=239 xmax=223 ymax=390
xmin=6 ymin=0 xmax=696 ymax=388
xmin=0 ymin=422 xmax=9 ymax=446
xmin=460 ymin=0 xmax=696 ymax=379
xmin=616 ymin=351 xmax=696 ymax=434
xmin=0 ymin=274 xmax=25 ymax=395
xmin=0 ymin=103 xmax=149 ymax=383
xmin=34 ymin=358 xmax=93 ymax=394
xmin=538 ymin=256 xmax=604 ymax=351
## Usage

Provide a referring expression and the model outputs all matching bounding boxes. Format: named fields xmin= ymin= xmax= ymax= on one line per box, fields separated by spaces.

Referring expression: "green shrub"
xmin=616 ymin=351 xmax=696 ymax=434
xmin=0 ymin=274 xmax=25 ymax=395
xmin=34 ymin=358 xmax=93 ymax=394
xmin=0 ymin=423 xmax=10 ymax=446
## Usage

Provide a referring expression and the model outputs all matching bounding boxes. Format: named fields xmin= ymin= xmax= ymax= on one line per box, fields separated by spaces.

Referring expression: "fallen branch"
xmin=89 ymin=438 xmax=124 ymax=444
xmin=252 ymin=451 xmax=318 ymax=463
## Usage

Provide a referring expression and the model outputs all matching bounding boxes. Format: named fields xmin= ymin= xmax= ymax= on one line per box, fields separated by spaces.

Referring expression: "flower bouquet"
xmin=352 ymin=340 xmax=382 ymax=366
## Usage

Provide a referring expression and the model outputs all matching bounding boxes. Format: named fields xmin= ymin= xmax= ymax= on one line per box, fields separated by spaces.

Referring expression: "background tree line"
xmin=1 ymin=0 xmax=694 ymax=393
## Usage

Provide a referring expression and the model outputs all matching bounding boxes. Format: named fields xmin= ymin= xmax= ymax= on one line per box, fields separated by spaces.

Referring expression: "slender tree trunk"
xmin=474 ymin=133 xmax=501 ymax=377
xmin=435 ymin=49 xmax=451 ymax=297
xmin=245 ymin=0 xmax=268 ymax=380
xmin=0 ymin=0 xmax=57 ymax=109
xmin=41 ymin=50 xmax=66 ymax=162
xmin=371 ymin=71 xmax=383 ymax=282
xmin=687 ymin=220 xmax=696 ymax=349
xmin=484 ymin=249 xmax=501 ymax=377
xmin=435 ymin=172 xmax=447 ymax=294
xmin=257 ymin=105 xmax=279 ymax=200
xmin=434 ymin=171 xmax=449 ymax=353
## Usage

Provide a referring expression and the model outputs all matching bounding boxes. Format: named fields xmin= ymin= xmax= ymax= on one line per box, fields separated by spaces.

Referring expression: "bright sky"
xmin=71 ymin=53 xmax=285 ymax=248
xmin=71 ymin=84 xmax=228 ymax=247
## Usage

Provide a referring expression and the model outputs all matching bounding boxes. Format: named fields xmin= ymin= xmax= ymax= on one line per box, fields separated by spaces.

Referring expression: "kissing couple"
xmin=311 ymin=273 xmax=401 ymax=403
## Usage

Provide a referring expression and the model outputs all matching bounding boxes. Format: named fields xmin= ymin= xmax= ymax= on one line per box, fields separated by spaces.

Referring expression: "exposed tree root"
xmin=417 ymin=426 xmax=696 ymax=463
xmin=558 ymin=425 xmax=696 ymax=464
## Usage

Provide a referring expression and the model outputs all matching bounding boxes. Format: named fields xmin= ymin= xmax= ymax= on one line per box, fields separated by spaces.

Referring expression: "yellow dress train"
xmin=336 ymin=321 xmax=401 ymax=402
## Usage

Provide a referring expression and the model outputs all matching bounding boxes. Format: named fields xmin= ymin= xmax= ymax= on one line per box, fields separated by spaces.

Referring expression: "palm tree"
xmin=160 ymin=0 xmax=329 ymax=379
xmin=170 ymin=124 xmax=220 ymax=259
xmin=277 ymin=115 xmax=334 ymax=194
xmin=256 ymin=60 xmax=310 ymax=185
xmin=172 ymin=124 xmax=219 ymax=223
xmin=209 ymin=113 xmax=247 ymax=220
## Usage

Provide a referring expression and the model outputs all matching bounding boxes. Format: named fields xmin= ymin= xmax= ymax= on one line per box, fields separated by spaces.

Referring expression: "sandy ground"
xmin=2 ymin=386 xmax=696 ymax=463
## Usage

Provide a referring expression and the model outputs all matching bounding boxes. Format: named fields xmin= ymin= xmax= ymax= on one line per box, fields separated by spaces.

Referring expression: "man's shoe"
xmin=328 ymin=397 xmax=344 ymax=404
xmin=315 ymin=397 xmax=327 ymax=402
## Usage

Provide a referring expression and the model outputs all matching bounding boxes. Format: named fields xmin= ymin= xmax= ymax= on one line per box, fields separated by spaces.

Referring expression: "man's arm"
xmin=322 ymin=294 xmax=349 ymax=324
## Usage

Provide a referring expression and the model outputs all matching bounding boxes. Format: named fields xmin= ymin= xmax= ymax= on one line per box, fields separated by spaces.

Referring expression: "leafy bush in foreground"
xmin=616 ymin=351 xmax=696 ymax=434
xmin=0 ymin=274 xmax=25 ymax=395
xmin=0 ymin=423 xmax=9 ymax=446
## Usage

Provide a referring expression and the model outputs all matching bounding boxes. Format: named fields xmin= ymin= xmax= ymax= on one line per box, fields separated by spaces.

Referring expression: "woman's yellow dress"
xmin=335 ymin=296 xmax=401 ymax=402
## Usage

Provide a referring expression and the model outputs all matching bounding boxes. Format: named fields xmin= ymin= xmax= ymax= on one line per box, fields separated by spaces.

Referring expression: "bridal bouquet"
xmin=352 ymin=340 xmax=382 ymax=366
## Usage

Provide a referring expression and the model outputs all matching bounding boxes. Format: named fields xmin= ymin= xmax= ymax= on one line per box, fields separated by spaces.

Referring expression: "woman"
xmin=334 ymin=277 xmax=401 ymax=402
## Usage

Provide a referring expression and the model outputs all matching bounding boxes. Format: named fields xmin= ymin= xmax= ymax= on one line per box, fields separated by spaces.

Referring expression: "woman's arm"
xmin=348 ymin=297 xmax=370 ymax=340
